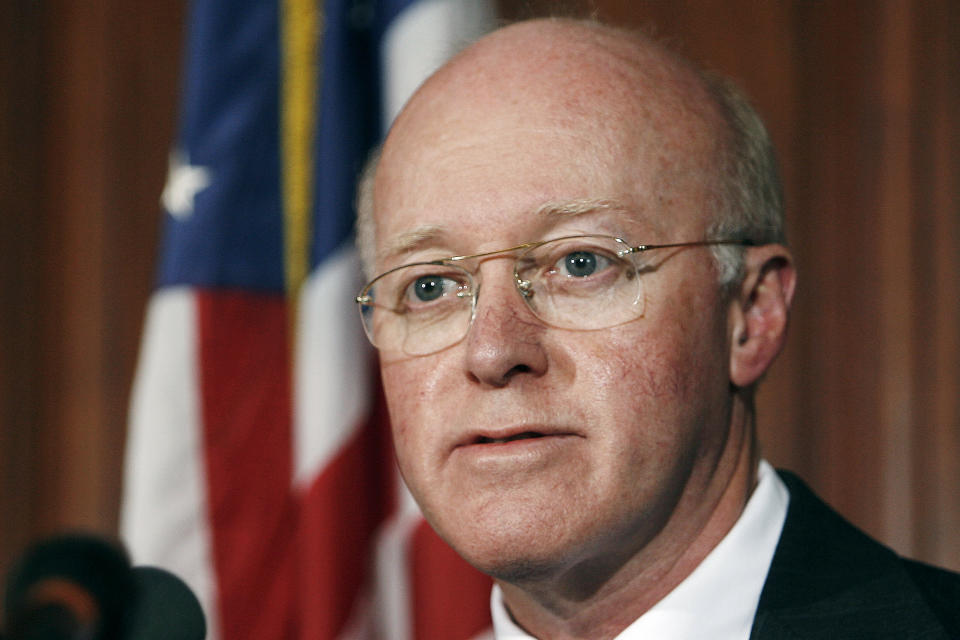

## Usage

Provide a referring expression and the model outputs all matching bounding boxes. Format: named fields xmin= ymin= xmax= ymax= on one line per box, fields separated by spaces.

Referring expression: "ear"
xmin=728 ymin=245 xmax=796 ymax=388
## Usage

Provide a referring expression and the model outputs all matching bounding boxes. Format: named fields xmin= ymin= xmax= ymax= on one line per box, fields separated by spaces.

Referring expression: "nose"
xmin=464 ymin=264 xmax=548 ymax=387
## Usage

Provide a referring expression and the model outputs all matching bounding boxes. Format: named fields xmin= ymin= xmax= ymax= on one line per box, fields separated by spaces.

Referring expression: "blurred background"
xmin=1 ymin=0 xmax=957 ymax=589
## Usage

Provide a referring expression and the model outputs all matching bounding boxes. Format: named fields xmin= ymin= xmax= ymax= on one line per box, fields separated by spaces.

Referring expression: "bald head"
xmin=358 ymin=18 xmax=783 ymax=284
xmin=393 ymin=19 xmax=720 ymax=143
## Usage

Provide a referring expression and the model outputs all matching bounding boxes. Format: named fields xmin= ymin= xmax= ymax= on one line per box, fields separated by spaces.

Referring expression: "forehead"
xmin=373 ymin=21 xmax=723 ymax=263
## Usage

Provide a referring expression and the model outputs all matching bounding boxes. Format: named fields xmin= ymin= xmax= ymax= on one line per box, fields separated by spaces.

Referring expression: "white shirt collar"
xmin=490 ymin=460 xmax=789 ymax=640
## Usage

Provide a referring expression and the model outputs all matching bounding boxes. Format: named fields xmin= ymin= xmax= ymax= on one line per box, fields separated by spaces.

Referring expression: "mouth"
xmin=473 ymin=431 xmax=547 ymax=445
xmin=450 ymin=426 xmax=581 ymax=469
xmin=455 ymin=425 xmax=581 ymax=450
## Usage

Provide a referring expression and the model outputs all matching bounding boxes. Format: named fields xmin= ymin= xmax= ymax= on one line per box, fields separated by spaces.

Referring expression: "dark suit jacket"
xmin=750 ymin=471 xmax=960 ymax=639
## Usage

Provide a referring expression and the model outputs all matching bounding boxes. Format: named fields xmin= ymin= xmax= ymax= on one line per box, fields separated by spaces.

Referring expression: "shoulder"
xmin=751 ymin=470 xmax=960 ymax=639
xmin=902 ymin=558 xmax=960 ymax=631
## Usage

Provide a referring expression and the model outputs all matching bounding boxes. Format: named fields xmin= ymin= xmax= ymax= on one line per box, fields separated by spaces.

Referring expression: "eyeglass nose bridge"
xmin=464 ymin=252 xmax=535 ymax=305
xmin=448 ymin=242 xmax=540 ymax=307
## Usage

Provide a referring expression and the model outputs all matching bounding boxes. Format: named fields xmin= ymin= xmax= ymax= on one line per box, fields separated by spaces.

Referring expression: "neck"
xmin=499 ymin=399 xmax=758 ymax=640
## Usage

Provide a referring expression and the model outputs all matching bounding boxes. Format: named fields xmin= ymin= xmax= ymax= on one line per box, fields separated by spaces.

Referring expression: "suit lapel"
xmin=750 ymin=471 xmax=949 ymax=640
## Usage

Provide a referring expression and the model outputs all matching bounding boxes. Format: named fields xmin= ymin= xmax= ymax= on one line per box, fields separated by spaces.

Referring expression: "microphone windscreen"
xmin=126 ymin=567 xmax=205 ymax=640
xmin=4 ymin=534 xmax=132 ymax=640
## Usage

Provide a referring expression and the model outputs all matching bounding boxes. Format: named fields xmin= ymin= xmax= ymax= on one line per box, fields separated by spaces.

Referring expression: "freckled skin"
xmin=372 ymin=19 xmax=783 ymax=639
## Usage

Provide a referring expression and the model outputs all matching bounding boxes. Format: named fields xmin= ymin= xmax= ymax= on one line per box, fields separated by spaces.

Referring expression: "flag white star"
xmin=161 ymin=149 xmax=212 ymax=219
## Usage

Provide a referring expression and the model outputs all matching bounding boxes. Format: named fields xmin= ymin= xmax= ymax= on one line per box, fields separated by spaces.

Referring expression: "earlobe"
xmin=729 ymin=245 xmax=796 ymax=388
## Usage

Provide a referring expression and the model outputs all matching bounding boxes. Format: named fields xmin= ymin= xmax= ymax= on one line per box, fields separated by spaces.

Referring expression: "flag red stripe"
xmin=410 ymin=519 xmax=492 ymax=640
xmin=298 ymin=373 xmax=395 ymax=638
xmin=198 ymin=291 xmax=299 ymax=639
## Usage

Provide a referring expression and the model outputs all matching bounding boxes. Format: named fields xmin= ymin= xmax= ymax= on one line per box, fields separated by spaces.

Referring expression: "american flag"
xmin=120 ymin=1 xmax=496 ymax=637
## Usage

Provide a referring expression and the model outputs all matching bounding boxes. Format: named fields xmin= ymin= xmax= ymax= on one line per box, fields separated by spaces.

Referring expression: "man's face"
xmin=373 ymin=29 xmax=743 ymax=582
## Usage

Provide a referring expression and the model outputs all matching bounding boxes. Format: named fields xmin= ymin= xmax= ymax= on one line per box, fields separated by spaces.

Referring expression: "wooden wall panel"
xmin=35 ymin=0 xmax=113 ymax=536
xmin=0 ymin=0 xmax=184 ymax=579
xmin=908 ymin=0 xmax=960 ymax=570
xmin=0 ymin=0 xmax=45 ymax=584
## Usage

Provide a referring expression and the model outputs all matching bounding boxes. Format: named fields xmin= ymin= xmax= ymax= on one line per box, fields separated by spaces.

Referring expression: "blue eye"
xmin=392 ymin=265 xmax=472 ymax=313
xmin=564 ymin=251 xmax=599 ymax=277
xmin=413 ymin=275 xmax=448 ymax=302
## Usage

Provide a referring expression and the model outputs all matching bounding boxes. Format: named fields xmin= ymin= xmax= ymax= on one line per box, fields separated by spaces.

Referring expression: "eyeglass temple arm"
xmin=629 ymin=238 xmax=755 ymax=253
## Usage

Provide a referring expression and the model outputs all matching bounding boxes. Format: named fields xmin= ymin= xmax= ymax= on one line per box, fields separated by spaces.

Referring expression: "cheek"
xmin=580 ymin=294 xmax=729 ymax=440
xmin=584 ymin=324 xmax=699 ymax=406
xmin=637 ymin=274 xmax=730 ymax=394
xmin=382 ymin=355 xmax=440 ymax=415
xmin=380 ymin=357 xmax=449 ymax=469
xmin=606 ymin=345 xmax=691 ymax=401
xmin=380 ymin=362 xmax=423 ymax=459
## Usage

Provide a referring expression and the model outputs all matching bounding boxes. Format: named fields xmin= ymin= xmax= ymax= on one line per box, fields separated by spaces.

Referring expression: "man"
xmin=354 ymin=18 xmax=960 ymax=639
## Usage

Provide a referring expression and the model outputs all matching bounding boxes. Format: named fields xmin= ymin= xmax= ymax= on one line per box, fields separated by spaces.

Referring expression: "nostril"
xmin=495 ymin=363 xmax=532 ymax=384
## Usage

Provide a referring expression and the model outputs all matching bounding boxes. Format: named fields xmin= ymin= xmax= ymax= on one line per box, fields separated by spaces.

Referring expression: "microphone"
xmin=3 ymin=534 xmax=205 ymax=640
xmin=4 ymin=534 xmax=132 ymax=640
xmin=126 ymin=567 xmax=205 ymax=640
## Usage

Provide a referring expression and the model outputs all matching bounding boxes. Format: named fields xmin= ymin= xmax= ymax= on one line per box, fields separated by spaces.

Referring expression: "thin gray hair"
xmin=701 ymin=72 xmax=786 ymax=290
xmin=356 ymin=146 xmax=380 ymax=281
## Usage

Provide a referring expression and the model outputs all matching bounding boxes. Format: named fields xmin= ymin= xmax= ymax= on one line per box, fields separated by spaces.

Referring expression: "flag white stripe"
xmin=120 ymin=289 xmax=221 ymax=640
xmin=293 ymin=245 xmax=372 ymax=487
xmin=370 ymin=467 xmax=434 ymax=638
xmin=374 ymin=507 xmax=424 ymax=640
xmin=382 ymin=0 xmax=498 ymax=128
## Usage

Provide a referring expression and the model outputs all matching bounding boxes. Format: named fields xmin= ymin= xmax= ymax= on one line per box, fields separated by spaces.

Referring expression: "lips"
xmin=454 ymin=425 xmax=580 ymax=450
xmin=473 ymin=431 xmax=546 ymax=445
xmin=449 ymin=426 xmax=582 ymax=471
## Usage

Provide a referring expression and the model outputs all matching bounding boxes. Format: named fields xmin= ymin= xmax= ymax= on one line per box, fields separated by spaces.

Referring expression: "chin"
xmin=427 ymin=504 xmax=586 ymax=585
xmin=483 ymin=556 xmax=561 ymax=584
xmin=454 ymin=535 xmax=566 ymax=584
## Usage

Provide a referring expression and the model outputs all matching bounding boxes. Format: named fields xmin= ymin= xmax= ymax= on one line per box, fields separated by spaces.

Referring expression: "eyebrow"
xmin=378 ymin=224 xmax=447 ymax=264
xmin=377 ymin=197 xmax=640 ymax=263
xmin=533 ymin=197 xmax=625 ymax=217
